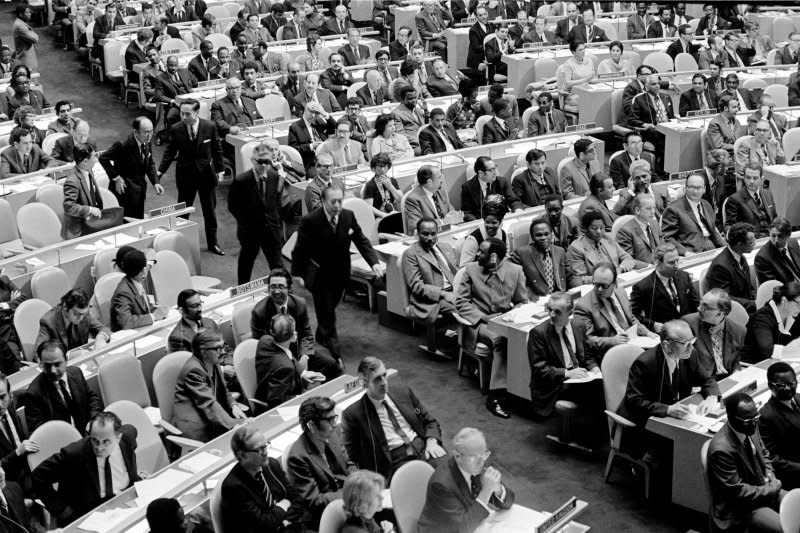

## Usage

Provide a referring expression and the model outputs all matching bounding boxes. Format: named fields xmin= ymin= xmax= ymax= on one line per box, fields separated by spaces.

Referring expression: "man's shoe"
xmin=210 ymin=244 xmax=225 ymax=256
xmin=486 ymin=399 xmax=510 ymax=419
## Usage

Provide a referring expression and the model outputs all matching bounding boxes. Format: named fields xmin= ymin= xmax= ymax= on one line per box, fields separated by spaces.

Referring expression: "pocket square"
xmin=203 ymin=139 xmax=211 ymax=143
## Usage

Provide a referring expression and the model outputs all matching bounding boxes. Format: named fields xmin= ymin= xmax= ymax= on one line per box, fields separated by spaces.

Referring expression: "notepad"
xmin=277 ymin=405 xmax=300 ymax=421
xmin=80 ymin=507 xmax=140 ymax=533
xmin=178 ymin=451 xmax=221 ymax=474
xmin=134 ymin=335 xmax=163 ymax=349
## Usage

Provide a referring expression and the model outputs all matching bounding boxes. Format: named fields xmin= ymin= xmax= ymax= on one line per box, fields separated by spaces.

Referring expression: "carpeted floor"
xmin=1 ymin=8 xmax=710 ymax=531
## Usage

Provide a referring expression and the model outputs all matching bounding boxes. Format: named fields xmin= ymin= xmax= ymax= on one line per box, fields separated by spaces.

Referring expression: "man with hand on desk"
xmin=707 ymin=392 xmax=785 ymax=533
xmin=0 ymin=127 xmax=56 ymax=179
xmin=32 ymin=412 xmax=139 ymax=526
xmin=417 ymin=427 xmax=514 ymax=533
xmin=510 ymin=217 xmax=569 ymax=299
xmin=36 ymin=288 xmax=110 ymax=355
xmin=759 ymin=362 xmax=800 ymax=490
xmin=342 ymin=356 xmax=446 ymax=480
xmin=630 ymin=243 xmax=699 ymax=334
xmin=707 ymin=222 xmax=757 ymax=314
xmin=220 ymin=425 xmax=299 ymax=533
xmin=755 ymin=217 xmax=800 ymax=285
xmin=24 ymin=341 xmax=103 ymax=434
xmin=461 ymin=156 xmax=521 ymax=222
xmin=682 ymin=289 xmax=744 ymax=380
xmin=617 ymin=194 xmax=663 ymax=264
xmin=661 ymin=174 xmax=727 ymax=256
xmin=456 ymin=237 xmax=528 ymax=418
xmin=110 ymin=249 xmax=169 ymax=331
xmin=679 ymin=74 xmax=715 ymax=118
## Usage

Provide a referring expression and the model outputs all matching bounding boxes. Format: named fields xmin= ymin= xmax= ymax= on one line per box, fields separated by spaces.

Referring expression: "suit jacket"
xmin=706 ymin=247 xmax=756 ymax=314
xmin=775 ymin=44 xmax=797 ymax=65
xmin=220 ymin=460 xmax=295 ymax=533
xmin=415 ymin=9 xmax=449 ymax=43
xmin=481 ymin=117 xmax=512 ymax=145
xmin=566 ymin=235 xmax=645 ymax=288
xmin=403 ymin=186 xmax=453 ymax=235
xmin=388 ymin=39 xmax=409 ymax=61
xmin=551 ymin=213 xmax=580 ymax=251
xmin=24 ymin=366 xmax=102 ymax=435
xmin=735 ymin=137 xmax=785 ymax=176
xmin=342 ymin=385 xmax=442 ymax=479
xmin=93 ymin=14 xmax=120 ymax=42
xmin=0 ymin=408 xmax=31 ymax=486
xmin=790 ymin=73 xmax=800 ymax=107
xmin=460 ymin=176 xmax=520 ymax=222
xmin=755 ymin=239 xmax=800 ymax=285
xmin=52 ymin=135 xmax=76 ymax=163
xmin=577 ymin=194 xmax=617 ymax=231
xmin=416 ymin=456 xmax=514 ymax=533
xmin=524 ymin=29 xmax=556 ymax=44
xmin=559 ymin=157 xmax=595 ymax=199
xmin=165 ymin=6 xmax=196 ymax=22
xmin=228 ymin=167 xmax=290 ymax=249
xmin=646 ymin=21 xmax=676 ymax=38
xmin=152 ymin=68 xmax=197 ymax=103
xmin=356 ymin=83 xmax=384 ymax=107
xmin=706 ymin=114 xmax=748 ymax=153
xmin=167 ymin=317 xmax=219 ymax=353
xmin=99 ymin=133 xmax=159 ymax=194
xmin=528 ymin=320 xmax=597 ymax=417
xmin=618 ymin=345 xmax=719 ymax=427
xmin=172 ymin=355 xmax=236 ymax=442
xmin=695 ymin=14 xmax=730 ymax=36
xmin=666 ymin=39 xmax=700 ymax=60
xmin=661 ymin=196 xmax=726 ymax=255
xmin=0 ymin=146 xmax=54 ymax=179
xmin=724 ymin=188 xmax=776 ymax=237
xmin=613 ymin=187 xmax=669 ymax=218
xmin=554 ymin=17 xmax=581 ymax=44
xmin=747 ymin=112 xmax=787 ymax=138
xmin=759 ymin=394 xmax=800 ymax=488
xmin=630 ymin=271 xmax=699 ymax=331
xmin=293 ymin=88 xmax=341 ymax=116
xmin=36 ymin=304 xmax=110 ymax=353
xmin=616 ymin=217 xmax=662 ymax=264
xmin=157 ymin=119 xmax=223 ymax=188
xmin=286 ymin=431 xmax=352 ymax=529
xmin=567 ymin=23 xmax=607 ymax=44
xmin=402 ymin=242 xmax=458 ymax=322
xmin=61 ymin=170 xmax=104 ymax=241
xmin=626 ymin=13 xmax=651 ymax=40
xmin=110 ymin=277 xmax=155 ymax=332
xmin=32 ymin=425 xmax=138 ymax=521
xmin=739 ymin=304 xmax=800 ymax=364
xmin=679 ymin=89 xmax=715 ymax=117
xmin=187 ymin=53 xmax=220 ymax=82
xmin=254 ymin=336 xmax=303 ymax=408
xmin=628 ymin=91 xmax=675 ymax=129
xmin=288 ymin=117 xmax=336 ymax=167
xmin=250 ymin=294 xmax=315 ymax=358
xmin=320 ymin=17 xmax=353 ymax=36
xmin=527 ymin=108 xmax=567 ymax=137
xmin=509 ymin=244 xmax=568 ymax=300
xmin=0 ymin=481 xmax=29 ymax=531
xmin=337 ymin=43 xmax=370 ymax=66
xmin=707 ymin=424 xmax=780 ymax=532
xmin=699 ymin=168 xmax=730 ymax=220
xmin=573 ymin=287 xmax=641 ymax=360
xmin=683 ymin=313 xmax=744 ymax=379
xmin=512 ymin=168 xmax=559 ymax=208
xmin=210 ymin=94 xmax=261 ymax=138
xmin=427 ymin=73 xmax=461 ymax=97
xmin=418 ymin=124 xmax=464 ymax=155
xmin=124 ymin=40 xmax=148 ymax=74
xmin=467 ymin=22 xmax=489 ymax=65
xmin=292 ymin=207 xmax=378 ymax=290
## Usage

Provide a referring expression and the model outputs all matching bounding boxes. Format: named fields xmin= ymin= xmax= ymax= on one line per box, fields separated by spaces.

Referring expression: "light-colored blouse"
xmin=557 ymin=56 xmax=595 ymax=93
xmin=371 ymin=134 xmax=414 ymax=161
xmin=597 ymin=58 xmax=635 ymax=77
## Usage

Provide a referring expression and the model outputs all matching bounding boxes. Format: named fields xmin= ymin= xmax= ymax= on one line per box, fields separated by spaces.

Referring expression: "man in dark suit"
xmin=695 ymin=4 xmax=729 ymax=36
xmin=721 ymin=31 xmax=755 ymax=68
xmin=419 ymin=108 xmax=464 ymax=156
xmin=286 ymin=396 xmax=354 ymax=530
xmin=32 ymin=412 xmax=139 ymax=525
xmin=513 ymin=149 xmax=559 ymax=208
xmin=725 ymin=164 xmax=776 ymax=237
xmin=209 ymin=77 xmax=261 ymax=139
xmin=165 ymin=0 xmax=196 ymax=22
xmin=389 ymin=26 xmax=412 ymax=61
xmin=706 ymin=222 xmax=757 ymax=314
xmin=666 ymin=23 xmax=700 ymax=60
xmin=61 ymin=143 xmax=105 ymax=241
xmin=152 ymin=55 xmax=198 ymax=127
xmin=0 ymin=127 xmax=56 ymax=179
xmin=342 ymin=356 xmax=445 ymax=480
xmin=167 ymin=289 xmax=222 ymax=353
xmin=187 ymin=39 xmax=220 ymax=82
xmin=415 ymin=1 xmax=450 ymax=61
xmin=628 ymin=74 xmax=674 ymax=173
xmin=679 ymin=74 xmax=715 ymax=117
xmin=510 ymin=218 xmax=568 ymax=300
xmin=461 ymin=156 xmax=521 ymax=222
xmin=24 ymin=340 xmax=103 ymax=435
xmin=93 ymin=4 xmax=122 ymax=57
xmin=775 ymin=33 xmax=800 ymax=65
xmin=755 ymin=218 xmax=800 ymax=285
xmin=111 ymin=250 xmax=169 ymax=331
xmin=707 ymin=393 xmax=784 ymax=533
xmin=288 ymin=103 xmax=337 ymax=168
xmin=0 ymin=375 xmax=36 ymax=490
xmin=260 ymin=4 xmax=286 ymax=38
xmin=554 ymin=3 xmax=581 ymax=44
xmin=417 ymin=427 xmax=514 ymax=533
xmin=0 ymin=464 xmax=30 ymax=532
xmin=719 ymin=73 xmax=756 ymax=111
xmin=338 ymin=27 xmax=370 ymax=66
xmin=526 ymin=92 xmax=566 ymax=137
xmin=626 ymin=3 xmax=651 ymax=40
xmin=481 ymin=98 xmax=515 ymax=145
xmin=320 ymin=3 xmax=352 ymax=35
xmin=220 ymin=425 xmax=298 ymax=533
xmin=701 ymin=149 xmax=733 ymax=226
xmin=52 ymin=120 xmax=92 ymax=164
xmin=484 ymin=26 xmax=514 ymax=80
xmin=100 ymin=117 xmax=164 ymax=219
xmin=427 ymin=59 xmax=463 ymax=98
xmin=630 ymin=243 xmax=699 ymax=333
xmin=707 ymin=95 xmax=747 ymax=157
xmin=292 ymin=186 xmax=383 ymax=359
xmin=760 ymin=362 xmax=800 ymax=490
xmin=545 ymin=194 xmax=580 ymax=250
xmin=577 ymin=173 xmax=617 ymax=232
xmin=467 ymin=7 xmax=491 ymax=70
xmin=157 ymin=99 xmax=225 ymax=255
xmin=151 ymin=16 xmax=182 ymax=49
xmin=358 ymin=71 xmax=385 ymax=107
xmin=567 ymin=7 xmax=607 ymax=44
xmin=617 ymin=194 xmax=662 ymax=264
xmin=524 ymin=15 xmax=555 ymax=44
xmin=661 ymin=174 xmax=726 ymax=255
xmin=124 ymin=28 xmax=151 ymax=83
xmin=646 ymin=6 xmax=676 ymax=38
xmin=528 ymin=291 xmax=601 ymax=418
xmin=684 ymin=289 xmax=744 ymax=379
xmin=36 ymin=289 xmax=110 ymax=354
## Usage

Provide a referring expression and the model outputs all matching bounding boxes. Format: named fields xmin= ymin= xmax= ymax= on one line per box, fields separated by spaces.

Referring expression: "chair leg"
xmin=604 ymin=450 xmax=616 ymax=482
xmin=477 ymin=357 xmax=487 ymax=394
xmin=642 ymin=462 xmax=651 ymax=500
xmin=457 ymin=349 xmax=465 ymax=376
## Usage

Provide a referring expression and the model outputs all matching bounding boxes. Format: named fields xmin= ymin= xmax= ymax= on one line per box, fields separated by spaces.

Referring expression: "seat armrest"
xmin=605 ymin=410 xmax=637 ymax=428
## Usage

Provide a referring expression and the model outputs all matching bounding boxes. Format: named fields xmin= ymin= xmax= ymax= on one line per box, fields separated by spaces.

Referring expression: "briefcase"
xmin=83 ymin=207 xmax=124 ymax=234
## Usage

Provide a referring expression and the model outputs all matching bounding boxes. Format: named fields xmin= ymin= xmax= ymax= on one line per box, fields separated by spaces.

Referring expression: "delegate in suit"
xmin=61 ymin=144 xmax=105 ymax=241
xmin=755 ymin=218 xmax=800 ymax=284
xmin=759 ymin=362 xmax=800 ymax=490
xmin=110 ymin=249 xmax=168 ymax=331
xmin=682 ymin=289 xmax=745 ymax=379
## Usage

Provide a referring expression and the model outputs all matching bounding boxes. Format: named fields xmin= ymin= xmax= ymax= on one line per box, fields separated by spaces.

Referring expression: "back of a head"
xmin=146 ymin=498 xmax=185 ymax=533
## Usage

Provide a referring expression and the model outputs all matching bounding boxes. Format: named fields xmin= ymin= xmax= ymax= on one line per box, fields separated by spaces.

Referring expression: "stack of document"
xmin=133 ymin=468 xmax=193 ymax=507
xmin=79 ymin=506 xmax=140 ymax=533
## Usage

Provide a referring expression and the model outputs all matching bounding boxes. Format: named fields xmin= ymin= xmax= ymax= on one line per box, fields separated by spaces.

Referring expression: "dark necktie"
xmin=755 ymin=191 xmax=764 ymax=211
xmin=432 ymin=193 xmax=444 ymax=219
xmin=188 ymin=125 xmax=195 ymax=142
xmin=255 ymin=471 xmax=274 ymax=508
xmin=1 ymin=416 xmax=16 ymax=447
xmin=383 ymin=401 xmax=413 ymax=450
xmin=23 ymin=155 xmax=29 ymax=173
xmin=785 ymin=248 xmax=800 ymax=278
xmin=646 ymin=225 xmax=657 ymax=249
xmin=259 ymin=177 xmax=268 ymax=202
xmin=745 ymin=437 xmax=765 ymax=481
xmin=329 ymin=214 xmax=337 ymax=231
xmin=671 ymin=361 xmax=680 ymax=400
xmin=740 ymin=256 xmax=753 ymax=295
xmin=470 ymin=474 xmax=481 ymax=498
xmin=0 ymin=494 xmax=8 ymax=517
xmin=667 ymin=278 xmax=679 ymax=310
xmin=560 ymin=328 xmax=575 ymax=368
xmin=104 ymin=457 xmax=114 ymax=499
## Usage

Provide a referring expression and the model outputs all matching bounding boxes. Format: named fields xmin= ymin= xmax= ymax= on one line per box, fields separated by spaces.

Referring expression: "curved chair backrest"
xmin=105 ymin=400 xmax=169 ymax=475
xmin=14 ymin=298 xmax=51 ymax=362
xmin=35 ymin=184 xmax=65 ymax=224
xmin=347 ymin=81 xmax=367 ymax=99
xmin=766 ymin=48 xmax=778 ymax=66
xmin=318 ymin=499 xmax=347 ymax=533
xmin=509 ymin=166 xmax=526 ymax=184
xmin=622 ymin=50 xmax=641 ymax=70
xmin=150 ymin=250 xmax=193 ymax=309
xmin=534 ymin=57 xmax=558 ymax=80
xmin=238 ymin=140 xmax=259 ymax=174
xmin=474 ymin=115 xmax=493 ymax=145
xmin=773 ymin=16 xmax=796 ymax=44
xmin=783 ymin=127 xmax=800 ymax=161
xmin=93 ymin=248 xmax=119 ymax=280
xmin=280 ymin=145 xmax=303 ymax=170
xmin=93 ymin=272 xmax=125 ymax=327
xmin=391 ymin=459 xmax=435 ymax=533
xmin=742 ymin=78 xmax=767 ymax=91
xmin=206 ymin=32 xmax=232 ymax=52
xmin=152 ymin=351 xmax=192 ymax=423
xmin=610 ymin=214 xmax=634 ymax=241
xmin=509 ymin=219 xmax=530 ymax=251
xmin=756 ymin=280 xmax=783 ymax=310
xmin=701 ymin=439 xmax=712 ymax=516
xmin=396 ymin=255 xmax=411 ymax=315
xmin=210 ymin=481 xmax=225 ymax=533
xmin=780 ymin=488 xmax=800 ymax=533
xmin=27 ymin=421 xmax=82 ymax=471
xmin=86 ymin=20 xmax=96 ymax=47
xmin=674 ymin=52 xmax=698 ymax=72
xmin=42 ymin=133 xmax=68 ymax=157
xmin=698 ymin=266 xmax=710 ymax=295
xmin=97 ymin=353 xmax=151 ymax=407
xmin=600 ymin=344 xmax=644 ymax=413
xmin=233 ymin=338 xmax=259 ymax=404
xmin=255 ymin=93 xmax=291 ymax=122
xmin=31 ymin=266 xmax=70 ymax=307
xmin=161 ymin=38 xmax=189 ymax=54
xmin=98 ymin=188 xmax=119 ymax=208
xmin=0 ymin=198 xmax=18 ymax=245
xmin=594 ymin=17 xmax=616 ymax=40
xmin=400 ymin=187 xmax=415 ymax=235
xmin=342 ymin=197 xmax=378 ymax=244
xmin=643 ymin=51 xmax=674 ymax=73
xmin=17 ymin=202 xmax=62 ymax=248
xmin=607 ymin=150 xmax=624 ymax=173
xmin=153 ymin=230 xmax=199 ymax=276
xmin=764 ymin=84 xmax=789 ymax=108
xmin=232 ymin=299 xmax=258 ymax=345
xmin=520 ymin=106 xmax=536 ymax=135
xmin=728 ymin=300 xmax=749 ymax=329
xmin=610 ymin=88 xmax=624 ymax=125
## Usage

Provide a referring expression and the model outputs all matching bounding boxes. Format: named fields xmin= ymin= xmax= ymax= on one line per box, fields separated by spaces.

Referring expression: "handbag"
xmin=83 ymin=207 xmax=124 ymax=234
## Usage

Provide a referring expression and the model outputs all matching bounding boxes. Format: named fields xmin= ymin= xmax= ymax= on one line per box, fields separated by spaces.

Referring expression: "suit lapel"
xmin=84 ymin=443 xmax=102 ymax=500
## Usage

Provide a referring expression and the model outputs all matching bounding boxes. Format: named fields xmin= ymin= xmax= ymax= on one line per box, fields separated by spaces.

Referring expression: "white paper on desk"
xmin=25 ymin=257 xmax=45 ymax=267
xmin=146 ymin=227 xmax=167 ymax=236
xmin=564 ymin=370 xmax=603 ymax=384
xmin=94 ymin=239 xmax=114 ymax=249
xmin=134 ymin=468 xmax=193 ymax=507
xmin=270 ymin=430 xmax=299 ymax=454
xmin=475 ymin=504 xmax=547 ymax=533
xmin=375 ymin=241 xmax=409 ymax=257
xmin=277 ymin=405 xmax=300 ymax=421
xmin=108 ymin=233 xmax=138 ymax=246
xmin=75 ymin=243 xmax=98 ymax=251
xmin=144 ymin=406 xmax=161 ymax=425
xmin=500 ymin=302 xmax=546 ymax=324
xmin=178 ymin=451 xmax=221 ymax=474
xmin=126 ymin=519 xmax=150 ymax=533
xmin=382 ymin=489 xmax=392 ymax=509
xmin=79 ymin=507 xmax=140 ymax=533
xmin=134 ymin=335 xmax=163 ymax=350
xmin=110 ymin=329 xmax=138 ymax=342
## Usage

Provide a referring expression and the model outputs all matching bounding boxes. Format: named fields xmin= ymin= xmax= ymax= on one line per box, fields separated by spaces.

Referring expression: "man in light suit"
xmin=315 ymin=119 xmax=366 ymax=168
xmin=719 ymin=74 xmax=756 ymax=111
xmin=513 ymin=149 xmax=560 ymax=208
xmin=417 ymin=428 xmax=514 ymax=533
xmin=573 ymin=264 xmax=656 ymax=362
xmin=509 ymin=218 xmax=568 ymax=299
xmin=679 ymin=73 xmax=715 ymax=117
xmin=303 ymin=154 xmax=344 ymax=212
xmin=392 ymin=86 xmax=427 ymax=154
xmin=415 ymin=0 xmax=450 ymax=61
xmin=338 ymin=27 xmax=370 ymax=66
xmin=630 ymin=243 xmax=699 ymax=333
xmin=617 ymin=194 xmax=662 ymax=264
xmin=683 ymin=289 xmax=745 ymax=379
xmin=61 ymin=143 xmax=104 ymax=241
xmin=527 ymin=91 xmax=566 ymax=137
xmin=0 ymin=127 xmax=56 ymax=179
xmin=577 ymin=173 xmax=617 ymax=232
xmin=755 ymin=217 xmax=800 ymax=285
xmin=404 ymin=165 xmax=453 ymax=234
xmin=419 ymin=108 xmax=464 ymax=155
xmin=187 ymin=39 xmax=220 ymax=82
xmin=735 ymin=121 xmax=785 ymax=177
xmin=608 ymin=132 xmax=656 ymax=189
xmin=293 ymin=73 xmax=341 ymax=116
xmin=661 ymin=174 xmax=726 ymax=255
xmin=706 ymin=95 xmax=747 ymax=157
xmin=567 ymin=7 xmax=607 ymax=44
xmin=559 ymin=138 xmax=598 ymax=199
xmin=626 ymin=3 xmax=652 ymax=40
xmin=725 ymin=164 xmax=776 ymax=237
xmin=747 ymin=95 xmax=788 ymax=139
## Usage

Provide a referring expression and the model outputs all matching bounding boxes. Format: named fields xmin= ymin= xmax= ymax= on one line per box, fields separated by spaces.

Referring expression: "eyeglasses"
xmin=594 ymin=281 xmax=615 ymax=289
xmin=246 ymin=443 xmax=269 ymax=454
xmin=769 ymin=381 xmax=797 ymax=389
xmin=320 ymin=414 xmax=338 ymax=425
xmin=734 ymin=414 xmax=760 ymax=425
xmin=667 ymin=337 xmax=696 ymax=348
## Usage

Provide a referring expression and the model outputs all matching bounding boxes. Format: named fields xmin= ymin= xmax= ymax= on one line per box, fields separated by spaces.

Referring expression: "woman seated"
xmin=597 ymin=40 xmax=634 ymax=77
xmin=556 ymin=41 xmax=596 ymax=118
xmin=743 ymin=20 xmax=773 ymax=66
xmin=192 ymin=15 xmax=217 ymax=49
xmin=739 ymin=281 xmax=800 ymax=364
xmin=110 ymin=248 xmax=169 ymax=331
xmin=371 ymin=114 xmax=414 ymax=161
xmin=459 ymin=200 xmax=512 ymax=266
xmin=301 ymin=33 xmax=329 ymax=71
xmin=341 ymin=470 xmax=395 ymax=533
xmin=362 ymin=153 xmax=402 ymax=219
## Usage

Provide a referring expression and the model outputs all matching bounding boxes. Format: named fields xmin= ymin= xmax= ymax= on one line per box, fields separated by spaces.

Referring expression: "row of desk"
xmin=0 ymin=108 xmax=83 ymax=148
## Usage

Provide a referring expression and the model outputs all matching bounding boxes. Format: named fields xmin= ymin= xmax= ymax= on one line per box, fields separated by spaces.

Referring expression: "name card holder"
xmin=668 ymin=169 xmax=704 ymax=181
xmin=148 ymin=202 xmax=186 ymax=218
xmin=597 ymin=71 xmax=625 ymax=80
xmin=229 ymin=275 xmax=269 ymax=298
xmin=535 ymin=497 xmax=578 ymax=533
xmin=565 ymin=122 xmax=596 ymax=133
